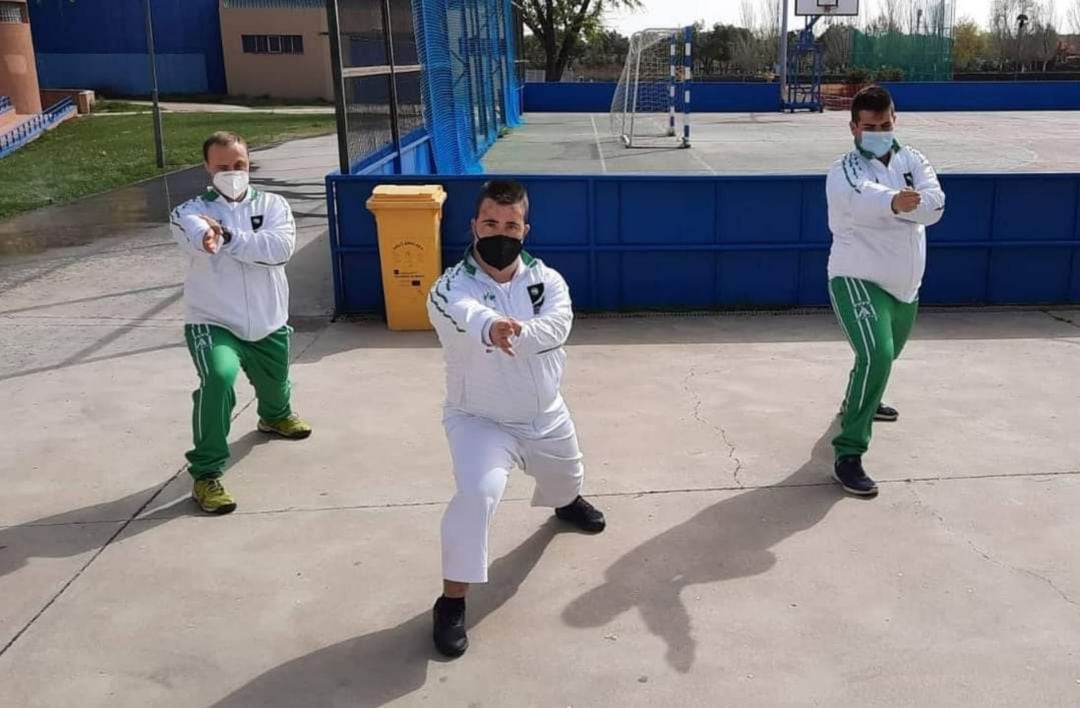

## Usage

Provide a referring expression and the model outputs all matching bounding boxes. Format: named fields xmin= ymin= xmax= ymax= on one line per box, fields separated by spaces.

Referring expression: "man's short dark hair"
xmin=851 ymin=85 xmax=894 ymax=123
xmin=474 ymin=179 xmax=529 ymax=219
xmin=203 ymin=131 xmax=248 ymax=162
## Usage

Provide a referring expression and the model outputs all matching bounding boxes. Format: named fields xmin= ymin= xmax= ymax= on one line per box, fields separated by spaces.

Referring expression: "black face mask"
xmin=474 ymin=234 xmax=523 ymax=270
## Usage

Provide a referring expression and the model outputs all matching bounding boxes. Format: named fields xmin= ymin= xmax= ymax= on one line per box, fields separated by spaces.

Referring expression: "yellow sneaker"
xmin=192 ymin=477 xmax=237 ymax=515
xmin=257 ymin=413 xmax=312 ymax=440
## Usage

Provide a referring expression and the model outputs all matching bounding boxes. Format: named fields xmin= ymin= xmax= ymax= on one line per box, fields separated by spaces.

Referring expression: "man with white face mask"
xmin=826 ymin=85 xmax=946 ymax=497
xmin=426 ymin=179 xmax=606 ymax=658
xmin=169 ymin=131 xmax=311 ymax=514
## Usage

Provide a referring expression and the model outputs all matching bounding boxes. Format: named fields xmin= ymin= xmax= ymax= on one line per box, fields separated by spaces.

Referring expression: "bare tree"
xmin=740 ymin=0 xmax=757 ymax=30
xmin=1069 ymin=0 xmax=1080 ymax=33
xmin=756 ymin=0 xmax=780 ymax=74
xmin=989 ymin=0 xmax=1024 ymax=66
xmin=1030 ymin=0 xmax=1061 ymax=70
xmin=733 ymin=33 xmax=757 ymax=73
xmin=877 ymin=0 xmax=902 ymax=32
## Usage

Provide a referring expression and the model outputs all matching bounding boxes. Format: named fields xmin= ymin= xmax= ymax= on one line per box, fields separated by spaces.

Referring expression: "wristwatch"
xmin=220 ymin=227 xmax=234 ymax=245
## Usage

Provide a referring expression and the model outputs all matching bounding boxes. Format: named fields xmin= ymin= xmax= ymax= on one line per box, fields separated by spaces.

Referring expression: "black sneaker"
xmin=554 ymin=496 xmax=606 ymax=533
xmin=838 ymin=402 xmax=900 ymax=422
xmin=432 ymin=596 xmax=468 ymax=658
xmin=832 ymin=456 xmax=879 ymax=497
xmin=874 ymin=404 xmax=899 ymax=422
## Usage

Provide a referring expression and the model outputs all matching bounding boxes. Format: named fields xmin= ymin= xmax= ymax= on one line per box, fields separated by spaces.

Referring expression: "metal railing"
xmin=0 ymin=96 xmax=12 ymax=113
xmin=0 ymin=97 xmax=76 ymax=159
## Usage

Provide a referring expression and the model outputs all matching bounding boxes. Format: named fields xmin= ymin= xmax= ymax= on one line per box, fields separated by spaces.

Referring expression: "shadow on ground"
xmin=562 ymin=421 xmax=844 ymax=672
xmin=211 ymin=520 xmax=564 ymax=707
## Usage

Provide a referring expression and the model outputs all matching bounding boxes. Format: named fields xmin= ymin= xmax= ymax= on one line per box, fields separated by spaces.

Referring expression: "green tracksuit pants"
xmin=829 ymin=277 xmax=918 ymax=460
xmin=184 ymin=324 xmax=292 ymax=479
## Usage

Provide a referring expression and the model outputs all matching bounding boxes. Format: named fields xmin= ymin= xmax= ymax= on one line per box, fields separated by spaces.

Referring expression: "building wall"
xmin=28 ymin=0 xmax=225 ymax=95
xmin=219 ymin=5 xmax=332 ymax=101
xmin=0 ymin=0 xmax=42 ymax=113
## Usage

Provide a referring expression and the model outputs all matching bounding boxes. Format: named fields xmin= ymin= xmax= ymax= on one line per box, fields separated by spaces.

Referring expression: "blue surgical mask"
xmin=859 ymin=131 xmax=895 ymax=158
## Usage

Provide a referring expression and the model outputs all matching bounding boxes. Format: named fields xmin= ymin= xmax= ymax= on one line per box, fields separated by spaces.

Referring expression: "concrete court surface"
xmin=483 ymin=111 xmax=1080 ymax=175
xmin=2 ymin=133 xmax=1080 ymax=706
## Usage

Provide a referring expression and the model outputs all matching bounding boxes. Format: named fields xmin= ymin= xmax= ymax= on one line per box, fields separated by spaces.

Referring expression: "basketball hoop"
xmin=794 ymin=0 xmax=858 ymax=16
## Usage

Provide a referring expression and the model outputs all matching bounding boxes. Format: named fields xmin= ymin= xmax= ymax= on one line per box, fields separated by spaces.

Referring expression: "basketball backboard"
xmin=795 ymin=0 xmax=860 ymax=16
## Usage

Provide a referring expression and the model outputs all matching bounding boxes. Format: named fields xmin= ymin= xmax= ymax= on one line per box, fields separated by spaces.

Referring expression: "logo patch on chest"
xmin=903 ymin=172 xmax=914 ymax=188
xmin=251 ymin=215 xmax=264 ymax=230
xmin=527 ymin=284 xmax=545 ymax=314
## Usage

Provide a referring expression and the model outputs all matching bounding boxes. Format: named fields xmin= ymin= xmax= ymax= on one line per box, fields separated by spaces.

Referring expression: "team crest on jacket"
xmin=251 ymin=215 xmax=264 ymax=230
xmin=527 ymin=284 xmax=545 ymax=314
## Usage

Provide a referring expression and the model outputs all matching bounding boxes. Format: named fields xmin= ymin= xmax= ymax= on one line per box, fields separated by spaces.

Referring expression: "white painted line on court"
xmin=589 ymin=114 xmax=609 ymax=174
xmin=690 ymin=147 xmax=718 ymax=175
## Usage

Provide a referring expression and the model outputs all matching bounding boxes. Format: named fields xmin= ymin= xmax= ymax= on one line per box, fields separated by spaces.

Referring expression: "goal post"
xmin=610 ymin=26 xmax=692 ymax=149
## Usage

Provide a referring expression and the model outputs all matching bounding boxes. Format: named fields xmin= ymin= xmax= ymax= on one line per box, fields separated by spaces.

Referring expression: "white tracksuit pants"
xmin=441 ymin=409 xmax=584 ymax=583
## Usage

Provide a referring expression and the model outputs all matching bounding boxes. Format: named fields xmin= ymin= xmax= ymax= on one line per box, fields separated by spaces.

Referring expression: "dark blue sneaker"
xmin=833 ymin=456 xmax=879 ymax=497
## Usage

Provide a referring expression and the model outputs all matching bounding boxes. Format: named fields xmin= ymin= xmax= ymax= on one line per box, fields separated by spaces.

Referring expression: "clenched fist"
xmin=891 ymin=188 xmax=921 ymax=214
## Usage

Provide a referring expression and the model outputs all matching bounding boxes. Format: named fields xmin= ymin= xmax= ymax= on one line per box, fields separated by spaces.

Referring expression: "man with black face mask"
xmin=425 ymin=179 xmax=606 ymax=658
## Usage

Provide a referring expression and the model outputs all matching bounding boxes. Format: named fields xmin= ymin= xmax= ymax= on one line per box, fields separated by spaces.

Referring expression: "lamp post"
xmin=144 ymin=0 xmax=165 ymax=169
xmin=1016 ymin=13 xmax=1029 ymax=80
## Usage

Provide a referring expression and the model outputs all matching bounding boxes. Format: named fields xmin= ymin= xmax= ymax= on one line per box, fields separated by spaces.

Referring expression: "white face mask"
xmin=212 ymin=170 xmax=249 ymax=200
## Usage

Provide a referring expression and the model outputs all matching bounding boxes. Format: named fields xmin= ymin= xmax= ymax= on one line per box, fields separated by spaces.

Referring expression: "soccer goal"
xmin=610 ymin=27 xmax=692 ymax=149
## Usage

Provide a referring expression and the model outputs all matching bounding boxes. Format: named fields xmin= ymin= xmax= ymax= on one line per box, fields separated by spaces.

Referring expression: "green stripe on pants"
xmin=829 ymin=278 xmax=918 ymax=460
xmin=184 ymin=324 xmax=293 ymax=479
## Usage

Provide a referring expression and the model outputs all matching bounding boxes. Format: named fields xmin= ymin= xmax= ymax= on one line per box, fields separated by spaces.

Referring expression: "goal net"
xmin=610 ymin=27 xmax=692 ymax=149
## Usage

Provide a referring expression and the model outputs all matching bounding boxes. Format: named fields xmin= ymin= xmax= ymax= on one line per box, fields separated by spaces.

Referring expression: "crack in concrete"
xmin=907 ymin=486 xmax=1078 ymax=611
xmin=1042 ymin=310 xmax=1080 ymax=330
xmin=681 ymin=365 xmax=745 ymax=487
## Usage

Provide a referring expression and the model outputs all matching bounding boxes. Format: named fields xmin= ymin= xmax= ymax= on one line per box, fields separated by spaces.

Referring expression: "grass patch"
xmin=92 ymin=100 xmax=154 ymax=113
xmin=0 ymin=112 xmax=335 ymax=220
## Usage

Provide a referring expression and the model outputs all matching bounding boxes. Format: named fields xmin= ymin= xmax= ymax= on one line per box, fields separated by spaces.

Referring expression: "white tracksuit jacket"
xmin=427 ymin=249 xmax=573 ymax=433
xmin=169 ymin=186 xmax=296 ymax=342
xmin=826 ymin=142 xmax=946 ymax=303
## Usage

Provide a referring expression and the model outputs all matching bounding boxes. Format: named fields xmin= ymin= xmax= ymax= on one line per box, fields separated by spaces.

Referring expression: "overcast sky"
xmin=605 ymin=0 xmax=1044 ymax=36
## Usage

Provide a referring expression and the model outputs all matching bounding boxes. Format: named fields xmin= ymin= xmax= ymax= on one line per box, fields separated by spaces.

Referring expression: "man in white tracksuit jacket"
xmin=426 ymin=179 xmax=606 ymax=658
xmin=826 ymin=85 xmax=946 ymax=497
xmin=169 ymin=131 xmax=312 ymax=515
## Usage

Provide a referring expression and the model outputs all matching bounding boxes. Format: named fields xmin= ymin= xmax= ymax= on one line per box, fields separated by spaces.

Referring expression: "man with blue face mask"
xmin=825 ymin=85 xmax=946 ymax=497
xmin=426 ymin=179 xmax=606 ymax=658
xmin=169 ymin=131 xmax=312 ymax=515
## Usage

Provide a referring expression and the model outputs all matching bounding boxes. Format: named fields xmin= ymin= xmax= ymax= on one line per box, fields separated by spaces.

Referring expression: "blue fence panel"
xmin=411 ymin=0 xmax=521 ymax=175
xmin=327 ymin=172 xmax=1080 ymax=315
xmin=525 ymin=82 xmax=780 ymax=112
xmin=35 ymin=53 xmax=209 ymax=95
xmin=881 ymin=81 xmax=1080 ymax=111
xmin=29 ymin=0 xmax=225 ymax=95
xmin=525 ymin=80 xmax=1080 ymax=113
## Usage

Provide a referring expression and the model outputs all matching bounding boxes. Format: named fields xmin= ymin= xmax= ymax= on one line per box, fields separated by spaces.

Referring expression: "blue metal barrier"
xmin=326 ymin=172 xmax=1080 ymax=315
xmin=524 ymin=80 xmax=1080 ymax=113
xmin=0 ymin=98 xmax=77 ymax=159
xmin=0 ymin=96 xmax=12 ymax=113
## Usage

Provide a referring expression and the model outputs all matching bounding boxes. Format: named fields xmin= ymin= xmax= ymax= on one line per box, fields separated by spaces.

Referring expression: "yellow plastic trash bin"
xmin=365 ymin=185 xmax=447 ymax=331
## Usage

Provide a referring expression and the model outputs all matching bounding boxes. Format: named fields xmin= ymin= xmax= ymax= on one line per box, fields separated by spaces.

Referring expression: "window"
xmin=241 ymin=34 xmax=305 ymax=55
xmin=285 ymin=35 xmax=304 ymax=54
xmin=0 ymin=2 xmax=26 ymax=24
